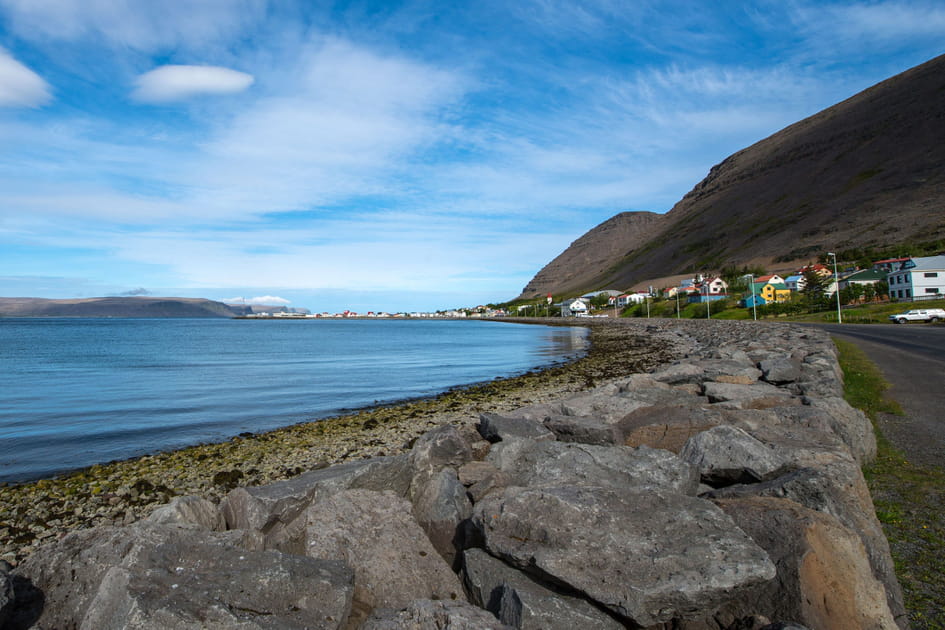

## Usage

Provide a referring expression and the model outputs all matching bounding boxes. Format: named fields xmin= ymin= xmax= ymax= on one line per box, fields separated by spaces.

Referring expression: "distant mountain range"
xmin=0 ymin=297 xmax=238 ymax=318
xmin=518 ymin=54 xmax=945 ymax=300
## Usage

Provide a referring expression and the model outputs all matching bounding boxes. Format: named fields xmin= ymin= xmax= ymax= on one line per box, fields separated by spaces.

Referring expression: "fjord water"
xmin=0 ymin=318 xmax=587 ymax=483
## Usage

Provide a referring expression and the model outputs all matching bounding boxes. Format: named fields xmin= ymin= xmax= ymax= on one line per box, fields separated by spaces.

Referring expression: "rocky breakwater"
xmin=1 ymin=320 xmax=906 ymax=629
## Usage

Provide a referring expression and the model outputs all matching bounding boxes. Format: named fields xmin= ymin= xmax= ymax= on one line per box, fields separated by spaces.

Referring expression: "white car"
xmin=888 ymin=308 xmax=945 ymax=324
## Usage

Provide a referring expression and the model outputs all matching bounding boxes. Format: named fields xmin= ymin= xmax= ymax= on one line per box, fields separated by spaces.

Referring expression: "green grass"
xmin=835 ymin=338 xmax=945 ymax=629
xmin=701 ymin=298 xmax=945 ymax=324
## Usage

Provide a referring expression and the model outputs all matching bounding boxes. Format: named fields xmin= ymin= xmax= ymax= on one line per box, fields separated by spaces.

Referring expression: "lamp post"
xmin=827 ymin=252 xmax=842 ymax=324
xmin=744 ymin=273 xmax=757 ymax=321
xmin=675 ymin=291 xmax=680 ymax=319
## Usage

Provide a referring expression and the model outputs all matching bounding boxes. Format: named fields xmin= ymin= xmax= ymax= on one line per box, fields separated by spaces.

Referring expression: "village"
xmin=552 ymin=254 xmax=945 ymax=318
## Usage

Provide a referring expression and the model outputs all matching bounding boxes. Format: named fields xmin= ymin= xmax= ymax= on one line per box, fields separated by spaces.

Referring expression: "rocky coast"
xmin=0 ymin=319 xmax=906 ymax=629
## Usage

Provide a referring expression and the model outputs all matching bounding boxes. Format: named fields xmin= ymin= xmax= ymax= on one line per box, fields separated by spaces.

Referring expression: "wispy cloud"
xmin=0 ymin=0 xmax=267 ymax=53
xmin=0 ymin=48 xmax=50 ymax=107
xmin=132 ymin=65 xmax=254 ymax=103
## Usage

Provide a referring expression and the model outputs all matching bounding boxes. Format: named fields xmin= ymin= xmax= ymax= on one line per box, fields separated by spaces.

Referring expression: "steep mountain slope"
xmin=0 ymin=297 xmax=238 ymax=317
xmin=518 ymin=53 xmax=945 ymax=299
xmin=519 ymin=211 xmax=666 ymax=298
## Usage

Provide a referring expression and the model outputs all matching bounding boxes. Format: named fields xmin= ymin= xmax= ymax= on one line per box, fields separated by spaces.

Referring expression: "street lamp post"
xmin=744 ymin=273 xmax=757 ymax=321
xmin=675 ymin=291 xmax=680 ymax=319
xmin=827 ymin=252 xmax=842 ymax=324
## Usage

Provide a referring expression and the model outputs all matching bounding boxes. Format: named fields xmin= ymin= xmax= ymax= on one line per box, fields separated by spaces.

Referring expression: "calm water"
xmin=0 ymin=318 xmax=587 ymax=483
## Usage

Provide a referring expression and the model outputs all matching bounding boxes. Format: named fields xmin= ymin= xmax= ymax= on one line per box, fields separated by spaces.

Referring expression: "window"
xmin=924 ymin=272 xmax=939 ymax=278
xmin=926 ymin=288 xmax=941 ymax=294
xmin=906 ymin=289 xmax=912 ymax=298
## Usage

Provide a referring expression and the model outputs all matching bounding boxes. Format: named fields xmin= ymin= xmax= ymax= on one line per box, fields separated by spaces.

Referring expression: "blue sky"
xmin=1 ymin=1 xmax=943 ymax=312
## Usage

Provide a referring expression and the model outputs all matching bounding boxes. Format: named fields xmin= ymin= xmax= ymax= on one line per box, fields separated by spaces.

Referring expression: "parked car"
xmin=888 ymin=308 xmax=945 ymax=324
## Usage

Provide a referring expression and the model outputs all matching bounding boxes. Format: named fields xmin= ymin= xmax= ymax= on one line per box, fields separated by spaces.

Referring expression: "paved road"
xmin=812 ymin=323 xmax=945 ymax=467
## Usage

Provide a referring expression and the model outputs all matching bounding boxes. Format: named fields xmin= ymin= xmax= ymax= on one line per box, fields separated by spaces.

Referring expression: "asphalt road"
xmin=813 ymin=322 xmax=945 ymax=467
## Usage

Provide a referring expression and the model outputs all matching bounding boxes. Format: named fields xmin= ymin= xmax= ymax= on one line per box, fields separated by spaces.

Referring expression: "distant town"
xmin=230 ymin=254 xmax=945 ymax=320
xmin=524 ymin=254 xmax=945 ymax=319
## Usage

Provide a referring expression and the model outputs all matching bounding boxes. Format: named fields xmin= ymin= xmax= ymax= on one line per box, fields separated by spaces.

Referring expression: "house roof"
xmin=756 ymin=274 xmax=778 ymax=282
xmin=843 ymin=268 xmax=886 ymax=282
xmin=906 ymin=255 xmax=945 ymax=271
xmin=785 ymin=275 xmax=803 ymax=282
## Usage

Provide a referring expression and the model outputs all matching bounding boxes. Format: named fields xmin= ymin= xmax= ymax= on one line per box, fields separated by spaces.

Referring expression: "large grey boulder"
xmin=649 ymin=362 xmax=706 ymax=385
xmin=703 ymin=382 xmax=799 ymax=409
xmin=541 ymin=414 xmax=620 ymax=445
xmin=715 ymin=497 xmax=900 ymax=630
xmin=618 ymin=405 xmax=725 ymax=452
xmin=13 ymin=521 xmax=354 ymax=630
xmin=220 ymin=455 xmax=411 ymax=542
xmin=706 ymin=461 xmax=905 ymax=624
xmin=804 ymin=396 xmax=877 ymax=465
xmin=410 ymin=425 xmax=474 ymax=475
xmin=486 ymin=439 xmax=699 ymax=495
xmin=758 ymin=357 xmax=802 ymax=384
xmin=145 ymin=495 xmax=224 ymax=531
xmin=462 ymin=548 xmax=624 ymax=629
xmin=360 ymin=599 xmax=512 ymax=630
xmin=471 ymin=484 xmax=775 ymax=627
xmin=680 ymin=425 xmax=790 ymax=486
xmin=410 ymin=467 xmax=473 ymax=568
xmin=303 ymin=489 xmax=464 ymax=625
xmin=560 ymin=385 xmax=699 ymax=422
xmin=650 ymin=359 xmax=762 ymax=386
xmin=477 ymin=413 xmax=556 ymax=443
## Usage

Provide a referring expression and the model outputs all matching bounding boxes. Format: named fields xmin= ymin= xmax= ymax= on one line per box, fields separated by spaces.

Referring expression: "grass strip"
xmin=835 ymin=337 xmax=945 ymax=629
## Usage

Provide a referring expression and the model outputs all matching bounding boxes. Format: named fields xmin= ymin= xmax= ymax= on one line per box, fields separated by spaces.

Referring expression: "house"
xmin=838 ymin=268 xmax=886 ymax=290
xmin=872 ymin=257 xmax=910 ymax=273
xmin=886 ymin=255 xmax=945 ymax=301
xmin=755 ymin=274 xmax=785 ymax=285
xmin=740 ymin=294 xmax=767 ymax=308
xmin=752 ymin=282 xmax=792 ymax=304
xmin=795 ymin=264 xmax=832 ymax=279
xmin=699 ymin=277 xmax=728 ymax=295
xmin=560 ymin=298 xmax=590 ymax=317
xmin=614 ymin=293 xmax=647 ymax=307
xmin=784 ymin=274 xmax=805 ymax=292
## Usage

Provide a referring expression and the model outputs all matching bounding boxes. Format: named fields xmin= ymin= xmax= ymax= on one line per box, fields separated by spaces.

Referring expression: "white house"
xmin=560 ymin=298 xmax=590 ymax=317
xmin=887 ymin=255 xmax=945 ymax=301
xmin=614 ymin=293 xmax=648 ymax=307
xmin=700 ymin=277 xmax=728 ymax=295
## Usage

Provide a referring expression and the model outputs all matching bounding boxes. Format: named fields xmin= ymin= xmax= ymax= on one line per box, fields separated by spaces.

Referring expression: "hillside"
xmin=518 ymin=211 xmax=665 ymax=298
xmin=0 ymin=297 xmax=237 ymax=318
xmin=518 ymin=53 xmax=945 ymax=300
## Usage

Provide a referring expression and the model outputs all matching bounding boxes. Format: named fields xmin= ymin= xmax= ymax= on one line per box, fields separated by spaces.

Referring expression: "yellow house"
xmin=753 ymin=282 xmax=792 ymax=303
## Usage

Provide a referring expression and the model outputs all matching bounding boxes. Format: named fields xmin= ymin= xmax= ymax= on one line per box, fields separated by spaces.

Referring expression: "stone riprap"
xmin=2 ymin=319 xmax=906 ymax=629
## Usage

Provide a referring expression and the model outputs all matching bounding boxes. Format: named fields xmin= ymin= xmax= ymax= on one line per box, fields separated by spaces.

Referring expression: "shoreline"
xmin=0 ymin=318 xmax=679 ymax=566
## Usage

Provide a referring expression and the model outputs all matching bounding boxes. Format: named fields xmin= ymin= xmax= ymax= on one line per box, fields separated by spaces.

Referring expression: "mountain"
xmin=518 ymin=211 xmax=665 ymax=298
xmin=0 ymin=297 xmax=238 ymax=318
xmin=518 ymin=54 xmax=945 ymax=300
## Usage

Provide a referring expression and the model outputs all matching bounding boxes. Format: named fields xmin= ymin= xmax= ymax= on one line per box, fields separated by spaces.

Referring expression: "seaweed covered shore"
xmin=0 ymin=318 xmax=679 ymax=566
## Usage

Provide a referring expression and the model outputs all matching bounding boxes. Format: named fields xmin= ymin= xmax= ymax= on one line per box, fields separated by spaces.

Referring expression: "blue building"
xmin=739 ymin=294 xmax=767 ymax=308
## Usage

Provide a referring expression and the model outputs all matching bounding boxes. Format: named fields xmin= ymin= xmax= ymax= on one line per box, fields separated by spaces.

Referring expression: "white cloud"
xmin=0 ymin=0 xmax=267 ymax=53
xmin=224 ymin=295 xmax=291 ymax=305
xmin=132 ymin=65 xmax=254 ymax=103
xmin=0 ymin=48 xmax=51 ymax=107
